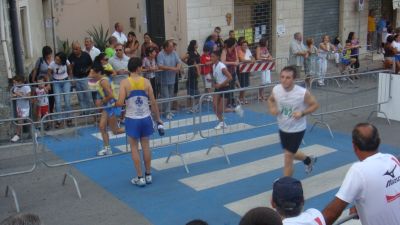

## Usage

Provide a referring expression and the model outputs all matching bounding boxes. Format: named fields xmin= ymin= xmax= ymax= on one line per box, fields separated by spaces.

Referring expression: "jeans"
xmin=74 ymin=77 xmax=93 ymax=113
xmin=53 ymin=79 xmax=71 ymax=119
xmin=160 ymin=84 xmax=175 ymax=114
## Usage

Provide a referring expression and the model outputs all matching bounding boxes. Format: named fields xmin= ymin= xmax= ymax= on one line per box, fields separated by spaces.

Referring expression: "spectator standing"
xmin=239 ymin=207 xmax=283 ymax=225
xmin=256 ymin=38 xmax=273 ymax=100
xmin=200 ymin=46 xmax=213 ymax=97
xmin=105 ymin=36 xmax=118 ymax=58
xmin=221 ymin=38 xmax=240 ymax=108
xmin=157 ymin=40 xmax=182 ymax=120
xmin=211 ymin=50 xmax=233 ymax=129
xmin=229 ymin=30 xmax=236 ymax=41
xmin=214 ymin=26 xmax=224 ymax=51
xmin=109 ymin=43 xmax=130 ymax=75
xmin=383 ymin=35 xmax=396 ymax=70
xmin=83 ymin=37 xmax=100 ymax=61
xmin=267 ymin=66 xmax=319 ymax=176
xmin=115 ymin=57 xmax=162 ymax=187
xmin=318 ymin=35 xmax=335 ymax=86
xmin=140 ymin=33 xmax=159 ymax=59
xmin=125 ymin=31 xmax=140 ymax=58
xmin=323 ymin=123 xmax=400 ymax=225
xmin=272 ymin=177 xmax=326 ymax=225
xmin=392 ymin=34 xmax=400 ymax=73
xmin=305 ymin=38 xmax=319 ymax=82
xmin=205 ymin=32 xmax=219 ymax=52
xmin=333 ymin=37 xmax=343 ymax=67
xmin=289 ymin=32 xmax=308 ymax=77
xmin=377 ymin=15 xmax=388 ymax=54
xmin=367 ymin=9 xmax=376 ymax=50
xmin=182 ymin=40 xmax=201 ymax=112
xmin=32 ymin=46 xmax=55 ymax=115
xmin=142 ymin=47 xmax=159 ymax=98
xmin=10 ymin=76 xmax=31 ymax=142
xmin=112 ymin=22 xmax=127 ymax=45
xmin=35 ymin=77 xmax=50 ymax=130
xmin=238 ymin=40 xmax=255 ymax=104
xmin=69 ymin=41 xmax=93 ymax=112
xmin=47 ymin=52 xmax=72 ymax=128
xmin=347 ymin=32 xmax=361 ymax=74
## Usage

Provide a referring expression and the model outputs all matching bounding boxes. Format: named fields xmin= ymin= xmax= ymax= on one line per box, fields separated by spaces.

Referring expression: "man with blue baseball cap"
xmin=272 ymin=176 xmax=326 ymax=225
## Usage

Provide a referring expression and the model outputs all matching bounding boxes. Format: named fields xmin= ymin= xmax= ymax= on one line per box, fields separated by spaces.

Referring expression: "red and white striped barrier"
xmin=239 ymin=61 xmax=275 ymax=73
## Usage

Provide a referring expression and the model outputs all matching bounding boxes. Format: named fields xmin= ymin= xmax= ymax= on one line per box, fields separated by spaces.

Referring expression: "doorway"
xmin=146 ymin=0 xmax=165 ymax=47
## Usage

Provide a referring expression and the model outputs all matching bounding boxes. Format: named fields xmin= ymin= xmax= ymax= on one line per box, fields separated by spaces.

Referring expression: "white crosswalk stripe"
xmin=152 ymin=133 xmax=280 ymax=171
xmin=91 ymin=115 xmax=219 ymax=140
xmin=180 ymin=145 xmax=336 ymax=191
xmin=114 ymin=123 xmax=254 ymax=152
xmin=224 ymin=163 xmax=352 ymax=216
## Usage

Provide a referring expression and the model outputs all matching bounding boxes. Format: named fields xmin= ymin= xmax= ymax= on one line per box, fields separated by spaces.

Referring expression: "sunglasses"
xmin=116 ymin=49 xmax=123 ymax=52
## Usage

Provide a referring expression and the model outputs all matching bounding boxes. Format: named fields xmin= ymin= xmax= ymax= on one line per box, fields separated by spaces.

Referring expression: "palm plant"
xmin=87 ymin=25 xmax=110 ymax=52
xmin=57 ymin=38 xmax=71 ymax=56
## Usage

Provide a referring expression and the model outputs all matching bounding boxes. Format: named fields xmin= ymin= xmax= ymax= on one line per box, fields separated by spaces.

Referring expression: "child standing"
xmin=200 ymin=46 xmax=213 ymax=100
xmin=305 ymin=38 xmax=319 ymax=86
xmin=11 ymin=75 xmax=31 ymax=142
xmin=340 ymin=40 xmax=357 ymax=76
xmin=35 ymin=77 xmax=51 ymax=130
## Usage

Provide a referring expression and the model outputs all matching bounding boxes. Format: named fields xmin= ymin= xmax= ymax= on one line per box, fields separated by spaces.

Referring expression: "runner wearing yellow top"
xmin=116 ymin=57 xmax=162 ymax=187
xmin=89 ymin=57 xmax=125 ymax=156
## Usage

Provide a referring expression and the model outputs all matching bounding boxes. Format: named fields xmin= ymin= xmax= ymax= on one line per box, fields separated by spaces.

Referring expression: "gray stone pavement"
xmin=1 ymin=55 xmax=398 ymax=225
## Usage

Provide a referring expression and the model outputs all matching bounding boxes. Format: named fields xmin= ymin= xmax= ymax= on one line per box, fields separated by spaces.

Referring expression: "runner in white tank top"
xmin=268 ymin=66 xmax=319 ymax=177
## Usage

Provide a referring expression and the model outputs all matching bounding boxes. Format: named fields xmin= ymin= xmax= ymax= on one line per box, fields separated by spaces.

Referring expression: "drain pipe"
xmin=0 ymin=0 xmax=12 ymax=79
xmin=8 ymin=0 xmax=24 ymax=75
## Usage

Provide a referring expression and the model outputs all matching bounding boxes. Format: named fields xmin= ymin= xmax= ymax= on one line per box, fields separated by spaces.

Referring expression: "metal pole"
xmin=50 ymin=0 xmax=57 ymax=52
xmin=8 ymin=0 xmax=24 ymax=75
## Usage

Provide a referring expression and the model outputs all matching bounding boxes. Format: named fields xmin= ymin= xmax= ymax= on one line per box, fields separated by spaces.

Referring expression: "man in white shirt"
xmin=289 ymin=32 xmax=308 ymax=77
xmin=271 ymin=176 xmax=326 ymax=225
xmin=267 ymin=66 xmax=319 ymax=176
xmin=83 ymin=37 xmax=100 ymax=61
xmin=323 ymin=123 xmax=400 ymax=225
xmin=112 ymin=22 xmax=127 ymax=45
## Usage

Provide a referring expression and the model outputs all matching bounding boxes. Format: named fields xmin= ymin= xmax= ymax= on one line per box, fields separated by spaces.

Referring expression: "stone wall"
xmin=186 ymin=0 xmax=234 ymax=51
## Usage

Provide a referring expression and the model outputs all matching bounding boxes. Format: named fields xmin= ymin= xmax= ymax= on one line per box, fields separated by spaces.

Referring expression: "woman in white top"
xmin=256 ymin=38 xmax=273 ymax=100
xmin=211 ymin=51 xmax=233 ymax=129
xmin=318 ymin=35 xmax=335 ymax=86
xmin=47 ymin=52 xmax=72 ymax=128
xmin=238 ymin=40 xmax=255 ymax=104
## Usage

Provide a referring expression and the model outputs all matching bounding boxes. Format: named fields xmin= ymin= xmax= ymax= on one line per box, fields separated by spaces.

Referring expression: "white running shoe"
xmin=235 ymin=105 xmax=244 ymax=117
xmin=214 ymin=121 xmax=227 ymax=130
xmin=305 ymin=156 xmax=317 ymax=174
xmin=10 ymin=134 xmax=20 ymax=142
xmin=166 ymin=113 xmax=173 ymax=120
xmin=145 ymin=174 xmax=152 ymax=184
xmin=97 ymin=146 xmax=112 ymax=156
xmin=131 ymin=177 xmax=146 ymax=187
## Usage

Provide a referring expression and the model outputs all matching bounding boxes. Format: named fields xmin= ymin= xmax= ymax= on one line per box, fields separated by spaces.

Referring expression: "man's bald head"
xmin=352 ymin=123 xmax=380 ymax=152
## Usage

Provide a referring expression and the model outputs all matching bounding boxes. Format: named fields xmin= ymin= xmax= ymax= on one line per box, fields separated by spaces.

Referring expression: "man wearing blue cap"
xmin=272 ymin=176 xmax=326 ymax=225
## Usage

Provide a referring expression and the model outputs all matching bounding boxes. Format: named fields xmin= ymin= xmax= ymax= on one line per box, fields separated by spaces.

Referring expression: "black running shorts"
xmin=279 ymin=129 xmax=306 ymax=154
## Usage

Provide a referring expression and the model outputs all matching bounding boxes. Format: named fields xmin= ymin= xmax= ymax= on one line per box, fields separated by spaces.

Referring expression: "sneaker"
xmin=10 ymin=134 xmax=20 ymax=142
xmin=317 ymin=80 xmax=325 ymax=86
xmin=131 ymin=177 xmax=146 ymax=187
xmin=214 ymin=121 xmax=227 ymax=130
xmin=97 ymin=146 xmax=112 ymax=156
xmin=145 ymin=174 xmax=152 ymax=184
xmin=235 ymin=105 xmax=244 ymax=117
xmin=305 ymin=156 xmax=317 ymax=174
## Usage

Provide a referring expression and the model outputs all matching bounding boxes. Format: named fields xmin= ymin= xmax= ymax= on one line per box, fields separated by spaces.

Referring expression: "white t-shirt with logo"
xmin=212 ymin=61 xmax=228 ymax=85
xmin=272 ymin=84 xmax=307 ymax=133
xmin=336 ymin=153 xmax=400 ymax=225
xmin=283 ymin=208 xmax=326 ymax=225
xmin=49 ymin=60 xmax=70 ymax=80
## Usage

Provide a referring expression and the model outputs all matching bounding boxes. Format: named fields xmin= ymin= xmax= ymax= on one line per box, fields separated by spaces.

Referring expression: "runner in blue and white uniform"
xmin=116 ymin=57 xmax=162 ymax=187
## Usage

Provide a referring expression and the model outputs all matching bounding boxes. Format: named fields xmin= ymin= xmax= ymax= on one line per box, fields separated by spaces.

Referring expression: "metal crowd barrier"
xmin=0 ymin=118 xmax=36 ymax=213
xmin=308 ymin=70 xmax=392 ymax=138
